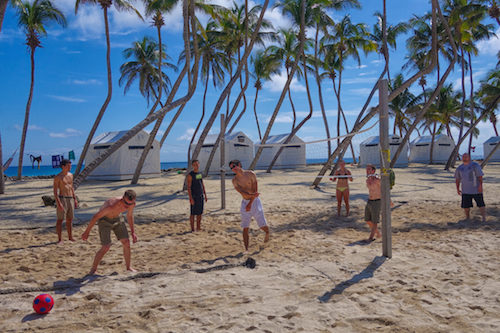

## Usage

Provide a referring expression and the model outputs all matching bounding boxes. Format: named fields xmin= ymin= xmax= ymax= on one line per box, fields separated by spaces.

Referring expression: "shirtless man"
xmin=365 ymin=164 xmax=382 ymax=242
xmin=53 ymin=159 xmax=77 ymax=243
xmin=229 ymin=160 xmax=270 ymax=251
xmin=331 ymin=160 xmax=353 ymax=216
xmin=81 ymin=190 xmax=138 ymax=275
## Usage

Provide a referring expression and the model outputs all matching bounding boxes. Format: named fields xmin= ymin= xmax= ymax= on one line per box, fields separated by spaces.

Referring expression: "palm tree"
xmin=250 ymin=50 xmax=280 ymax=140
xmin=0 ymin=0 xmax=8 ymax=32
xmin=119 ymin=37 xmax=174 ymax=106
xmin=388 ymin=73 xmax=418 ymax=137
xmin=478 ymin=68 xmax=500 ymax=135
xmin=74 ymin=0 xmax=143 ymax=177
xmin=12 ymin=0 xmax=66 ymax=180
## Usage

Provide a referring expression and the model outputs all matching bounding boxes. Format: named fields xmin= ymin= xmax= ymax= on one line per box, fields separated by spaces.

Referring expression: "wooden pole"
xmin=0 ymin=132 xmax=4 ymax=194
xmin=220 ymin=114 xmax=226 ymax=209
xmin=379 ymin=79 xmax=392 ymax=258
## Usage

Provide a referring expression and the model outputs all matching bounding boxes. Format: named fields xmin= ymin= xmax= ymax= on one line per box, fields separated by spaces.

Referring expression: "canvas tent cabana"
xmin=85 ymin=130 xmax=160 ymax=180
xmin=409 ymin=135 xmax=455 ymax=164
xmin=359 ymin=135 xmax=408 ymax=167
xmin=191 ymin=131 xmax=254 ymax=173
xmin=483 ymin=136 xmax=500 ymax=161
xmin=254 ymin=134 xmax=306 ymax=169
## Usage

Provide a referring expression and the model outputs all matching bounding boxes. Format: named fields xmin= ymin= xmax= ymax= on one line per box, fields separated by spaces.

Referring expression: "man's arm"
xmin=202 ymin=180 xmax=207 ymax=202
xmin=478 ymin=176 xmax=483 ymax=193
xmin=70 ymin=174 xmax=78 ymax=208
xmin=187 ymin=174 xmax=194 ymax=205
xmin=53 ymin=177 xmax=63 ymax=209
xmin=456 ymin=178 xmax=461 ymax=195
xmin=126 ymin=205 xmax=137 ymax=243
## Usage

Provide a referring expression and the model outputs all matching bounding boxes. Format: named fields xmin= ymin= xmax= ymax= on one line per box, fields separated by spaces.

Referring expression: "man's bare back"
xmin=98 ymin=197 xmax=134 ymax=218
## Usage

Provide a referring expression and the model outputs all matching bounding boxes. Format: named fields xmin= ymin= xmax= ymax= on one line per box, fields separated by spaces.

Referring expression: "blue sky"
xmin=1 ymin=0 xmax=499 ymax=165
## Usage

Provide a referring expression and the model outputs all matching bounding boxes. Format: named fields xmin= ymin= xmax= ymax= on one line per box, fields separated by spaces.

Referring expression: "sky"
xmin=0 ymin=0 xmax=499 ymax=166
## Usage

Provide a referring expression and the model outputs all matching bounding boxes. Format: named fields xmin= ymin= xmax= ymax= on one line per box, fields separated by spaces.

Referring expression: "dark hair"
xmin=124 ymin=189 xmax=136 ymax=201
xmin=60 ymin=159 xmax=71 ymax=166
xmin=366 ymin=164 xmax=376 ymax=171
xmin=229 ymin=159 xmax=241 ymax=168
xmin=192 ymin=159 xmax=199 ymax=164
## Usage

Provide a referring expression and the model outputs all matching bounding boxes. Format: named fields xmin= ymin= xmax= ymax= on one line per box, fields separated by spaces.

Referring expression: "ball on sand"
xmin=33 ymin=294 xmax=54 ymax=314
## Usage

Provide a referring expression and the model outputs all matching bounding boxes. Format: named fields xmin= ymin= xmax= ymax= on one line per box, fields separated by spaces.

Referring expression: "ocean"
xmin=3 ymin=159 xmax=340 ymax=177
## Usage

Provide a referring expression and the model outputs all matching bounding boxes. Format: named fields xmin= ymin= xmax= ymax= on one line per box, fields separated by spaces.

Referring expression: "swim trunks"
xmin=190 ymin=195 xmax=204 ymax=215
xmin=240 ymin=197 xmax=267 ymax=229
xmin=364 ymin=199 xmax=381 ymax=224
xmin=98 ymin=216 xmax=129 ymax=245
xmin=461 ymin=193 xmax=485 ymax=208
xmin=56 ymin=196 xmax=74 ymax=220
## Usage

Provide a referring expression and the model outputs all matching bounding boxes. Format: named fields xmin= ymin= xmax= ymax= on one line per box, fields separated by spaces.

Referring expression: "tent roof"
xmin=361 ymin=135 xmax=402 ymax=145
xmin=411 ymin=134 xmax=452 ymax=144
xmin=484 ymin=136 xmax=500 ymax=144
xmin=256 ymin=133 xmax=304 ymax=145
xmin=91 ymin=130 xmax=159 ymax=145
xmin=202 ymin=131 xmax=251 ymax=145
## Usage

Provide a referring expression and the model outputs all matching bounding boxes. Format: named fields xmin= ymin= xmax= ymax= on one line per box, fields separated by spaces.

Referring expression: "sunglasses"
xmin=230 ymin=165 xmax=237 ymax=170
xmin=123 ymin=198 xmax=134 ymax=206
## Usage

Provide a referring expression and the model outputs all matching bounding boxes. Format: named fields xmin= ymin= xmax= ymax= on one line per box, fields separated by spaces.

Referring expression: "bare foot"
xmin=345 ymin=212 xmax=350 ymax=217
xmin=57 ymin=240 xmax=64 ymax=244
xmin=88 ymin=268 xmax=97 ymax=275
xmin=127 ymin=267 xmax=137 ymax=273
xmin=68 ymin=238 xmax=75 ymax=242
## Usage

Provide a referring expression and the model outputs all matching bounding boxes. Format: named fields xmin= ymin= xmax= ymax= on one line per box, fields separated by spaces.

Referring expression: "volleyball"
xmin=33 ymin=294 xmax=54 ymax=314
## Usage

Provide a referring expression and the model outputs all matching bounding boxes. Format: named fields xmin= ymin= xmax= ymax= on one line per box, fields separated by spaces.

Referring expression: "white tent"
xmin=85 ymin=130 xmax=160 ymax=180
xmin=483 ymin=136 xmax=500 ymax=161
xmin=359 ymin=135 xmax=408 ymax=167
xmin=254 ymin=134 xmax=306 ymax=169
xmin=409 ymin=135 xmax=455 ymax=164
xmin=191 ymin=131 xmax=254 ymax=173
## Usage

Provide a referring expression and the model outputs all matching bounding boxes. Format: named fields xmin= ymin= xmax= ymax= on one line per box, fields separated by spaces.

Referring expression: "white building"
xmin=254 ymin=134 xmax=306 ymax=169
xmin=409 ymin=135 xmax=455 ymax=164
xmin=85 ymin=130 xmax=160 ymax=180
xmin=483 ymin=136 xmax=500 ymax=161
xmin=191 ymin=131 xmax=254 ymax=173
xmin=359 ymin=135 xmax=408 ymax=167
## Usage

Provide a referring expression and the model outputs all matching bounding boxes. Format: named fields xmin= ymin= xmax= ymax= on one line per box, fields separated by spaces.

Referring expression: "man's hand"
xmin=253 ymin=192 xmax=260 ymax=198
xmin=478 ymin=184 xmax=483 ymax=193
xmin=190 ymin=197 xmax=194 ymax=205
xmin=205 ymin=196 xmax=208 ymax=202
xmin=457 ymin=189 xmax=462 ymax=196
xmin=74 ymin=198 xmax=78 ymax=209
xmin=245 ymin=202 xmax=252 ymax=211
xmin=131 ymin=232 xmax=138 ymax=243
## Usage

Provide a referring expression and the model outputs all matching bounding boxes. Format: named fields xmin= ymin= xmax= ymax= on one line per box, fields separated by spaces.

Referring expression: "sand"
xmin=0 ymin=163 xmax=499 ymax=332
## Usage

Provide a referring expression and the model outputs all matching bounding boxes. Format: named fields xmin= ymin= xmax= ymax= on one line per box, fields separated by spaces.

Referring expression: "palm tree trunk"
xmin=130 ymin=23 xmax=165 ymax=184
xmin=467 ymin=52 xmax=475 ymax=155
xmin=0 ymin=132 xmax=4 ymax=194
xmin=249 ymin=0 xmax=304 ymax=171
xmin=17 ymin=47 xmax=36 ymax=180
xmin=190 ymin=0 xmax=270 ymax=172
xmin=253 ymin=87 xmax=262 ymax=140
xmin=0 ymin=0 xmax=7 ymax=32
xmin=429 ymin=122 xmax=436 ymax=164
xmin=74 ymin=6 xmax=113 ymax=177
xmin=314 ymin=23 xmax=331 ymax=157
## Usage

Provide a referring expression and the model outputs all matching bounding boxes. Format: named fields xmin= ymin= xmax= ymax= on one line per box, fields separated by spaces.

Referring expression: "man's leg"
xmin=196 ymin=215 xmax=202 ymax=231
xmin=56 ymin=219 xmax=63 ymax=243
xmin=189 ymin=215 xmax=195 ymax=232
xmin=89 ymin=244 xmax=110 ymax=275
xmin=260 ymin=226 xmax=270 ymax=243
xmin=66 ymin=219 xmax=74 ymax=241
xmin=479 ymin=206 xmax=486 ymax=222
xmin=120 ymin=238 xmax=136 ymax=272
xmin=242 ymin=227 xmax=250 ymax=251
xmin=464 ymin=208 xmax=470 ymax=220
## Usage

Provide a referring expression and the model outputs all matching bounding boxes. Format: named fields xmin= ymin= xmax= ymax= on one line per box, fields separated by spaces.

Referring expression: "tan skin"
xmin=230 ymin=162 xmax=270 ymax=251
xmin=366 ymin=166 xmax=382 ymax=241
xmin=331 ymin=161 xmax=353 ymax=216
xmin=455 ymin=153 xmax=486 ymax=221
xmin=187 ymin=161 xmax=207 ymax=231
xmin=82 ymin=196 xmax=138 ymax=275
xmin=53 ymin=162 xmax=77 ymax=243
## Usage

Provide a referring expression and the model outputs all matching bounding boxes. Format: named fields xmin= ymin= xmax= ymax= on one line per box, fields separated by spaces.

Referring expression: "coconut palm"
xmin=74 ymin=0 xmax=143 ymax=177
xmin=478 ymin=68 xmax=500 ymax=135
xmin=119 ymin=37 xmax=175 ymax=106
xmin=0 ymin=0 xmax=8 ymax=32
xmin=388 ymin=73 xmax=418 ymax=137
xmin=12 ymin=0 xmax=66 ymax=180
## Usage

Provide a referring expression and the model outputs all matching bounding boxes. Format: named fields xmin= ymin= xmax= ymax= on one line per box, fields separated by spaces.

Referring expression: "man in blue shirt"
xmin=454 ymin=153 xmax=486 ymax=221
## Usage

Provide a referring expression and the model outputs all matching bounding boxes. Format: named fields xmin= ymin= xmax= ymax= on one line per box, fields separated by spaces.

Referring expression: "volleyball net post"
xmin=379 ymin=79 xmax=392 ymax=258
xmin=220 ymin=114 xmax=226 ymax=210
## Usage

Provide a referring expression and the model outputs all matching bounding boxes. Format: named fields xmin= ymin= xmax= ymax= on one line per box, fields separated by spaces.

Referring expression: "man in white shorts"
xmin=229 ymin=160 xmax=270 ymax=251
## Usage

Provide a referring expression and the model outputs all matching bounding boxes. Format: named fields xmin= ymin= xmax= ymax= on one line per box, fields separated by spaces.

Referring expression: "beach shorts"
xmin=98 ymin=216 xmax=129 ymax=245
xmin=365 ymin=199 xmax=381 ymax=224
xmin=461 ymin=193 xmax=485 ymax=209
xmin=190 ymin=196 xmax=204 ymax=216
xmin=240 ymin=197 xmax=267 ymax=229
xmin=56 ymin=196 xmax=74 ymax=220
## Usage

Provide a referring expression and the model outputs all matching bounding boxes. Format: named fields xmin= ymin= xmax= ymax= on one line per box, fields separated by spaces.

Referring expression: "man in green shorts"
xmin=365 ymin=164 xmax=382 ymax=242
xmin=81 ymin=190 xmax=138 ymax=275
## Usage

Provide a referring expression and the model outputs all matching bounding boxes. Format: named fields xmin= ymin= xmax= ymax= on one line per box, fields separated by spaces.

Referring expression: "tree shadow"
xmin=52 ymin=274 xmax=102 ymax=296
xmin=0 ymin=242 xmax=57 ymax=254
xmin=318 ymin=256 xmax=386 ymax=303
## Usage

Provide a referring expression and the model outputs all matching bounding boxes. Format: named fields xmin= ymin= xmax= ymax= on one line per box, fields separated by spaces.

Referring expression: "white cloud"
xmin=47 ymin=95 xmax=86 ymax=103
xmin=177 ymin=128 xmax=195 ymax=141
xmin=477 ymin=27 xmax=500 ymax=56
xmin=49 ymin=128 xmax=82 ymax=138
xmin=14 ymin=124 xmax=44 ymax=131
xmin=71 ymin=79 xmax=102 ymax=85
xmin=263 ymin=71 xmax=306 ymax=93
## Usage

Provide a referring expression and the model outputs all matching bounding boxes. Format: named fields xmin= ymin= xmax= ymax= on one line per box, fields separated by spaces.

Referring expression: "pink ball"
xmin=33 ymin=294 xmax=54 ymax=314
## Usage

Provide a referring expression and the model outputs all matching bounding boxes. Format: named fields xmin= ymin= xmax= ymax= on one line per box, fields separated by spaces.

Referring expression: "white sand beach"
xmin=0 ymin=164 xmax=499 ymax=332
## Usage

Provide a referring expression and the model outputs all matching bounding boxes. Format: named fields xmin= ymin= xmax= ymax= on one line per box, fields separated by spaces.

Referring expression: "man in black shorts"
xmin=455 ymin=153 xmax=486 ymax=221
xmin=187 ymin=159 xmax=207 ymax=231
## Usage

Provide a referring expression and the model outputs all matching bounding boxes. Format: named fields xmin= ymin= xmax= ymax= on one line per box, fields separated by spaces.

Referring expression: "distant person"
xmin=331 ymin=160 xmax=353 ymax=216
xmin=81 ymin=190 xmax=138 ymax=275
xmin=53 ymin=159 xmax=77 ymax=243
xmin=229 ymin=160 xmax=270 ymax=251
xmin=454 ymin=153 xmax=486 ymax=222
xmin=187 ymin=159 xmax=207 ymax=232
xmin=365 ymin=164 xmax=381 ymax=242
